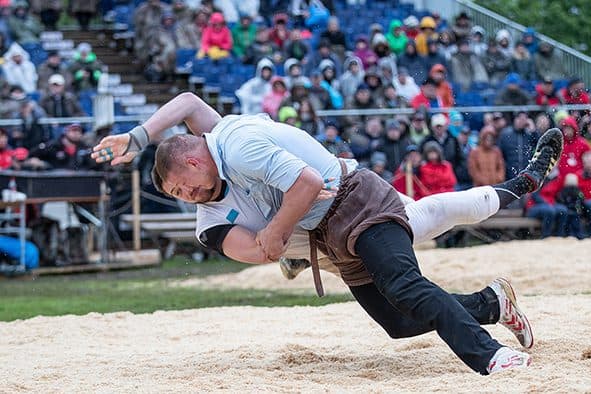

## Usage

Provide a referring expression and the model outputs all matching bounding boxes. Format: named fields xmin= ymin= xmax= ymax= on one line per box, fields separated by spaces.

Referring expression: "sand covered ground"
xmin=2 ymin=239 xmax=591 ymax=392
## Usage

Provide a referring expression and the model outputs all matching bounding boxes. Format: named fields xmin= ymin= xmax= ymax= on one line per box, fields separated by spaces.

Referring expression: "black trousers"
xmin=354 ymin=221 xmax=502 ymax=374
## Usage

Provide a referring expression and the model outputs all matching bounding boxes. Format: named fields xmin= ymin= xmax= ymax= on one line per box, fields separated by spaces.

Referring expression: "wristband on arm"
xmin=123 ymin=125 xmax=150 ymax=155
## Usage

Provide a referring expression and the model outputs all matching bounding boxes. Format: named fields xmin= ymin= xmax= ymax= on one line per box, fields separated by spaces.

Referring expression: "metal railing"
xmin=1 ymin=104 xmax=591 ymax=128
xmin=416 ymin=0 xmax=591 ymax=85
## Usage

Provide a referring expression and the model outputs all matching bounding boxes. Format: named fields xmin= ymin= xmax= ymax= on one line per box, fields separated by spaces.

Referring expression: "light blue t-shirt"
xmin=204 ymin=114 xmax=343 ymax=230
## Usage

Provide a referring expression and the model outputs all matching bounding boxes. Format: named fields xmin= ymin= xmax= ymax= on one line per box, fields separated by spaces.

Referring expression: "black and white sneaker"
xmin=279 ymin=257 xmax=311 ymax=280
xmin=519 ymin=128 xmax=564 ymax=192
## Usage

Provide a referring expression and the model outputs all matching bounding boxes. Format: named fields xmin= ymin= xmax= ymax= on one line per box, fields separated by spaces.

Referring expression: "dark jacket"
xmin=397 ymin=41 xmax=427 ymax=84
xmin=40 ymin=92 xmax=85 ymax=117
xmin=498 ymin=127 xmax=539 ymax=179
xmin=379 ymin=136 xmax=411 ymax=172
xmin=29 ymin=137 xmax=93 ymax=170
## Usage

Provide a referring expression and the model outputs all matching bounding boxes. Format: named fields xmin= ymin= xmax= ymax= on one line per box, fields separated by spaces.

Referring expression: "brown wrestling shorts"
xmin=312 ymin=169 xmax=413 ymax=287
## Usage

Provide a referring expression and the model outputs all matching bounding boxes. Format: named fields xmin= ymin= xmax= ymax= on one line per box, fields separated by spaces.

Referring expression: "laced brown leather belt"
xmin=309 ymin=159 xmax=348 ymax=297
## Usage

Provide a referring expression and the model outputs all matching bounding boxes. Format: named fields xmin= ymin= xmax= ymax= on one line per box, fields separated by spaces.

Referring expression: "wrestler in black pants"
xmin=353 ymin=221 xmax=503 ymax=375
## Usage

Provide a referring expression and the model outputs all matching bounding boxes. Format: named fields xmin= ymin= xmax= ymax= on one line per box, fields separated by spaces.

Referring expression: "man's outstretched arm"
xmin=92 ymin=93 xmax=221 ymax=165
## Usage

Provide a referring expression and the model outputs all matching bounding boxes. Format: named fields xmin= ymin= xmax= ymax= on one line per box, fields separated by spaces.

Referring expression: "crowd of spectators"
xmin=2 ymin=0 xmax=591 ymax=238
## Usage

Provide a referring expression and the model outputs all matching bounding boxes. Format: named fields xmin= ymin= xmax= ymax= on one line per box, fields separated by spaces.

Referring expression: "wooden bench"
xmin=450 ymin=209 xmax=541 ymax=243
xmin=120 ymin=213 xmax=200 ymax=258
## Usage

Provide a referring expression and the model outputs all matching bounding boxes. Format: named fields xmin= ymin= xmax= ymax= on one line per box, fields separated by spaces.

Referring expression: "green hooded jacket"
xmin=385 ymin=19 xmax=408 ymax=56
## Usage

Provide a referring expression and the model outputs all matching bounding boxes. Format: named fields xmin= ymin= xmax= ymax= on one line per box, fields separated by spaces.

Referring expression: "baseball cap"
xmin=492 ymin=112 xmax=504 ymax=120
xmin=385 ymin=119 xmax=401 ymax=130
xmin=431 ymin=113 xmax=448 ymax=127
xmin=48 ymin=74 xmax=65 ymax=85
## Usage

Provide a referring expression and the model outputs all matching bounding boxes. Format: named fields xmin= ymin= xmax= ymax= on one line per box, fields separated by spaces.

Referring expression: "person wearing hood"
xmin=69 ymin=42 xmax=102 ymax=91
xmin=429 ymin=63 xmax=454 ymax=107
xmin=558 ymin=116 xmax=591 ymax=176
xmin=393 ymin=66 xmax=420 ymax=102
xmin=534 ymin=77 xmax=563 ymax=107
xmin=419 ymin=141 xmax=457 ymax=195
xmin=306 ymin=39 xmax=342 ymax=76
xmin=450 ymin=39 xmax=488 ymax=92
xmin=199 ymin=12 xmax=232 ymax=59
xmin=319 ymin=58 xmax=339 ymax=92
xmin=482 ymin=38 xmax=510 ymax=86
xmin=236 ymin=58 xmax=275 ymax=114
xmin=424 ymin=37 xmax=447 ymax=71
xmin=372 ymin=33 xmax=393 ymax=59
xmin=363 ymin=66 xmax=384 ymax=106
xmin=451 ymin=11 xmax=472 ymax=42
xmin=495 ymin=73 xmax=530 ymax=106
xmin=279 ymin=77 xmax=318 ymax=112
xmin=379 ymin=118 xmax=411 ymax=172
xmin=1 ymin=42 xmax=37 ymax=93
xmin=283 ymin=58 xmax=310 ymax=90
xmin=320 ymin=16 xmax=346 ymax=61
xmin=559 ymin=78 xmax=590 ymax=106
xmin=495 ymin=29 xmax=513 ymax=58
xmin=498 ymin=111 xmax=539 ymax=180
xmin=232 ymin=14 xmax=257 ymax=59
xmin=521 ymin=27 xmax=538 ymax=55
xmin=262 ymin=76 xmax=289 ymax=120
xmin=277 ymin=105 xmax=299 ymax=127
xmin=386 ymin=19 xmax=407 ymax=56
xmin=397 ymin=40 xmax=427 ymax=85
xmin=534 ymin=42 xmax=566 ymax=81
xmin=468 ymin=125 xmax=505 ymax=186
xmin=4 ymin=85 xmax=48 ymax=149
xmin=447 ymin=110 xmax=465 ymax=138
xmin=307 ymin=70 xmax=334 ymax=110
xmin=352 ymin=35 xmax=377 ymax=71
xmin=510 ymin=41 xmax=536 ymax=81
xmin=415 ymin=16 xmax=437 ymax=56
xmin=7 ymin=0 xmax=41 ymax=44
xmin=402 ymin=15 xmax=419 ymax=40
xmin=377 ymin=56 xmax=397 ymax=86
xmin=339 ymin=56 xmax=364 ymax=99
xmin=245 ymin=26 xmax=279 ymax=65
xmin=470 ymin=26 xmax=487 ymax=57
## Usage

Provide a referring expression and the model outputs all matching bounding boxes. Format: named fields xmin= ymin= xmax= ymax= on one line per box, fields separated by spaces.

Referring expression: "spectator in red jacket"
xmin=392 ymin=144 xmax=429 ymax=200
xmin=199 ymin=12 xmax=233 ymax=59
xmin=525 ymin=167 xmax=566 ymax=238
xmin=534 ymin=77 xmax=563 ymax=107
xmin=0 ymin=128 xmax=28 ymax=169
xmin=558 ymin=116 xmax=591 ymax=176
xmin=559 ymin=78 xmax=590 ymax=105
xmin=418 ymin=141 xmax=457 ymax=195
xmin=269 ymin=13 xmax=290 ymax=50
xmin=411 ymin=77 xmax=444 ymax=110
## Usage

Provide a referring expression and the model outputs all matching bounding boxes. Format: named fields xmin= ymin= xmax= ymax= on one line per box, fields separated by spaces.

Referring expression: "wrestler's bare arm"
xmin=92 ymin=93 xmax=221 ymax=165
xmin=257 ymin=167 xmax=323 ymax=261
xmin=222 ymin=226 xmax=270 ymax=264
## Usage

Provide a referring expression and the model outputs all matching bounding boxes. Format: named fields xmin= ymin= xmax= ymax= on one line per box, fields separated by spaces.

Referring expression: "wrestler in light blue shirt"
xmin=204 ymin=113 xmax=343 ymax=230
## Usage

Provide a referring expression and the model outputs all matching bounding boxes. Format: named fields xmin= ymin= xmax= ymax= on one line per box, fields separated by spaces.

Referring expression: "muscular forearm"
xmin=267 ymin=167 xmax=323 ymax=240
xmin=222 ymin=226 xmax=271 ymax=264
xmin=142 ymin=92 xmax=222 ymax=140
